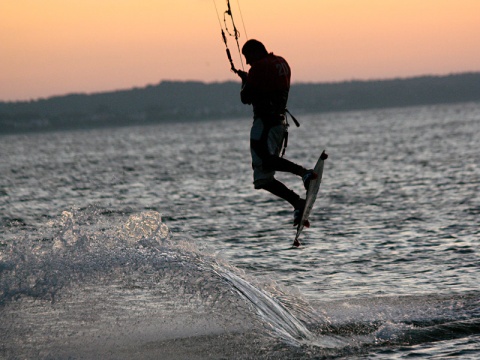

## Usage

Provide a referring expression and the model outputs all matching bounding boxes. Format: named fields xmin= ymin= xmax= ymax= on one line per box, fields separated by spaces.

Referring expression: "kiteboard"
xmin=293 ymin=150 xmax=327 ymax=247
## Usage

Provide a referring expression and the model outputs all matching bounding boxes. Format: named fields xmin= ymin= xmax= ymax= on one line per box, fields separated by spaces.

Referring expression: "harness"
xmin=281 ymin=109 xmax=300 ymax=157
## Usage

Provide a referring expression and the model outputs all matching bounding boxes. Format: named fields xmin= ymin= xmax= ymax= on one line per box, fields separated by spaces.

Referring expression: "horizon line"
xmin=3 ymin=71 xmax=479 ymax=104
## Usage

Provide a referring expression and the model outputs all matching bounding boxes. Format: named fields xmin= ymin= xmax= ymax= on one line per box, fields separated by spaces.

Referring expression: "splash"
xmin=214 ymin=266 xmax=346 ymax=349
xmin=3 ymin=208 xmax=477 ymax=359
xmin=0 ymin=208 xmax=344 ymax=358
xmin=123 ymin=211 xmax=170 ymax=244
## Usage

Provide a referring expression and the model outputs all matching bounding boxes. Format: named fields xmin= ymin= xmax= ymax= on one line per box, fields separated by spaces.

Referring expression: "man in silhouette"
xmin=237 ymin=39 xmax=327 ymax=226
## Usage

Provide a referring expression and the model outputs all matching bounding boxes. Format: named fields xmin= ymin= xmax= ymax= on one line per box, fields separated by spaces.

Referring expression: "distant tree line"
xmin=1 ymin=73 xmax=479 ymax=134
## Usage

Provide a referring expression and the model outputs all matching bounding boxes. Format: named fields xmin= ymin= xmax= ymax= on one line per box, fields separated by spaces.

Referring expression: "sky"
xmin=1 ymin=0 xmax=480 ymax=102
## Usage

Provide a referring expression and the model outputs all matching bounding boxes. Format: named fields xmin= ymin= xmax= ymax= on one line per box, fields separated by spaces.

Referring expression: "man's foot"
xmin=293 ymin=209 xmax=302 ymax=226
xmin=302 ymin=170 xmax=318 ymax=191
xmin=293 ymin=198 xmax=306 ymax=226
xmin=293 ymin=209 xmax=310 ymax=227
xmin=320 ymin=151 xmax=328 ymax=160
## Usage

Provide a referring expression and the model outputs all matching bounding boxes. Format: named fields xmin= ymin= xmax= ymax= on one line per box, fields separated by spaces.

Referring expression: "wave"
xmin=1 ymin=208 xmax=479 ymax=359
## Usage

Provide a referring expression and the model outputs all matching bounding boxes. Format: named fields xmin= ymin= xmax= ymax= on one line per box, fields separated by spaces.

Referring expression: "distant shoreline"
xmin=1 ymin=72 xmax=480 ymax=134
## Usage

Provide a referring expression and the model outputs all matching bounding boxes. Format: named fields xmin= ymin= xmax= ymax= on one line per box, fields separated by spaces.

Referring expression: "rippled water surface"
xmin=1 ymin=103 xmax=479 ymax=358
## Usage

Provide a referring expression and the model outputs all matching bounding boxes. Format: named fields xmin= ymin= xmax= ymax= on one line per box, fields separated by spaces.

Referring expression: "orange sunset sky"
xmin=1 ymin=0 xmax=480 ymax=102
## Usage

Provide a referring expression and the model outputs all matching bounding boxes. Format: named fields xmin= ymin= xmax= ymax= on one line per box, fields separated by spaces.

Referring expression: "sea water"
xmin=1 ymin=102 xmax=479 ymax=358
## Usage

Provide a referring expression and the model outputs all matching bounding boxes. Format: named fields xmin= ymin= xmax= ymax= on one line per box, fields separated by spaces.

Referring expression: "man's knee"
xmin=261 ymin=154 xmax=279 ymax=173
xmin=253 ymin=177 xmax=274 ymax=190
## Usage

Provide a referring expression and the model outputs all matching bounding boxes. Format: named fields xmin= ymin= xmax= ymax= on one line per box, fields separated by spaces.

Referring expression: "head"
xmin=242 ymin=39 xmax=268 ymax=65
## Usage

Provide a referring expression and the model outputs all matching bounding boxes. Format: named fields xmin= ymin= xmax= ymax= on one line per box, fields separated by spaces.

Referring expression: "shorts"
xmin=250 ymin=116 xmax=287 ymax=189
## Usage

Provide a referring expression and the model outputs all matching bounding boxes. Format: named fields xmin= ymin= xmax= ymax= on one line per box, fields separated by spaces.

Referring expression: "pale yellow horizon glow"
xmin=1 ymin=0 xmax=480 ymax=101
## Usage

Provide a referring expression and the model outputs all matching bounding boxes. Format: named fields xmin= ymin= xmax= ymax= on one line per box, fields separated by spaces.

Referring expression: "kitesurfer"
xmin=237 ymin=39 xmax=328 ymax=225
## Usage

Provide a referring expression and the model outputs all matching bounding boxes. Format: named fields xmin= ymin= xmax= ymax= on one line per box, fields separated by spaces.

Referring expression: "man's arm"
xmin=237 ymin=70 xmax=253 ymax=105
xmin=237 ymin=70 xmax=248 ymax=83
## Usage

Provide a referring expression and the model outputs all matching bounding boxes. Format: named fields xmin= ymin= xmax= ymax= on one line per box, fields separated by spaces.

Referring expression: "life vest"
xmin=241 ymin=53 xmax=291 ymax=117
